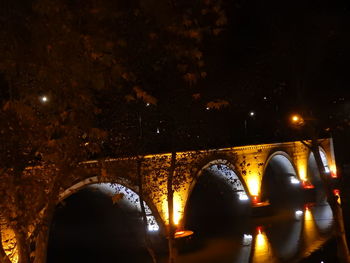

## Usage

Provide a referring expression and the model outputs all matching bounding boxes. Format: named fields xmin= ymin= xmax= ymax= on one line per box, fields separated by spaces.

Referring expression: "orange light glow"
xmin=292 ymin=115 xmax=299 ymax=122
xmin=247 ymin=177 xmax=260 ymax=197
xmin=252 ymin=195 xmax=259 ymax=204
xmin=330 ymin=164 xmax=338 ymax=178
xmin=290 ymin=114 xmax=305 ymax=126
xmin=333 ymin=189 xmax=341 ymax=205
xmin=333 ymin=189 xmax=340 ymax=196
xmin=174 ymin=230 xmax=194 ymax=239
xmin=256 ymin=226 xmax=263 ymax=235
xmin=302 ymin=180 xmax=315 ymax=189
xmin=252 ymin=225 xmax=276 ymax=262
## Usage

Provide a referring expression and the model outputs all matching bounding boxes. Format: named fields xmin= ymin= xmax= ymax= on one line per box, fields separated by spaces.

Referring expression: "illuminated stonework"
xmin=1 ymin=227 xmax=18 ymax=263
xmin=1 ymin=137 xmax=334 ymax=263
xmin=61 ymin=138 xmax=336 ymax=231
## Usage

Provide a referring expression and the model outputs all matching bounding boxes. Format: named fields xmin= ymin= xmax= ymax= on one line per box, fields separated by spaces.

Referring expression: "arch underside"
xmin=205 ymin=164 xmax=249 ymax=201
xmin=59 ymin=177 xmax=160 ymax=232
xmin=261 ymin=154 xmax=301 ymax=205
xmin=308 ymin=148 xmax=330 ymax=186
xmin=185 ymin=161 xmax=251 ymax=234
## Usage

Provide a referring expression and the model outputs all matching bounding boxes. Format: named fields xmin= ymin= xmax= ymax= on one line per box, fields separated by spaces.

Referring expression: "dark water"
xmin=47 ymin=186 xmax=334 ymax=263
xmin=169 ymin=202 xmax=333 ymax=263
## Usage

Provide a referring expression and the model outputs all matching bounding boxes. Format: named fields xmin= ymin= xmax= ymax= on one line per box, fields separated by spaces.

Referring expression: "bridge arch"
xmin=261 ymin=151 xmax=301 ymax=206
xmin=183 ymin=159 xmax=250 ymax=233
xmin=59 ymin=176 xmax=164 ymax=233
xmin=190 ymin=159 xmax=251 ymax=203
xmin=307 ymin=146 xmax=331 ymax=187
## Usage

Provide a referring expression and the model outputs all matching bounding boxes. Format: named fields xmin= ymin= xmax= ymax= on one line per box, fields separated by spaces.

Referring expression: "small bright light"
xmin=290 ymin=177 xmax=300 ymax=184
xmin=290 ymin=114 xmax=305 ymax=126
xmin=249 ymin=111 xmax=255 ymax=117
xmin=242 ymin=234 xmax=253 ymax=246
xmin=295 ymin=210 xmax=303 ymax=220
xmin=40 ymin=96 xmax=48 ymax=103
xmin=146 ymin=102 xmax=150 ymax=107
xmin=156 ymin=127 xmax=160 ymax=134
xmin=148 ymin=224 xmax=159 ymax=232
xmin=292 ymin=115 xmax=299 ymax=122
xmin=206 ymin=107 xmax=210 ymax=110
xmin=238 ymin=193 xmax=249 ymax=201
xmin=295 ymin=210 xmax=303 ymax=216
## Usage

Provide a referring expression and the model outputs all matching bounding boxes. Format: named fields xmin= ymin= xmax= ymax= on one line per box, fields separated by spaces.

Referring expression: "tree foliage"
xmin=0 ymin=0 xmax=227 ymax=262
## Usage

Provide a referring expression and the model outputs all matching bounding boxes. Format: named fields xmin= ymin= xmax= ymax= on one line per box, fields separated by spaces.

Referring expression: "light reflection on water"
xmin=251 ymin=226 xmax=277 ymax=263
xmin=250 ymin=203 xmax=333 ymax=263
xmin=243 ymin=203 xmax=333 ymax=263
xmin=174 ymin=203 xmax=334 ymax=263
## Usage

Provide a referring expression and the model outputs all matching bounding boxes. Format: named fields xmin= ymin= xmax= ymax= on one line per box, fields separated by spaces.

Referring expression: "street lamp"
xmin=290 ymin=114 xmax=304 ymax=127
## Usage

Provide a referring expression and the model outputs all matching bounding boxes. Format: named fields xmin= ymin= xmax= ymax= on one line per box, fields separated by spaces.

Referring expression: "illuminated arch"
xmin=308 ymin=147 xmax=330 ymax=173
xmin=264 ymin=151 xmax=299 ymax=178
xmin=307 ymin=147 xmax=331 ymax=185
xmin=199 ymin=159 xmax=249 ymax=200
xmin=263 ymin=151 xmax=300 ymax=181
xmin=184 ymin=159 xmax=250 ymax=217
xmin=59 ymin=176 xmax=163 ymax=232
xmin=261 ymin=152 xmax=301 ymax=203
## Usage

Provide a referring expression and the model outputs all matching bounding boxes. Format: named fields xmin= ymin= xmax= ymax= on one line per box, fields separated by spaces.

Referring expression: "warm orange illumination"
xmin=173 ymin=194 xmax=183 ymax=225
xmin=292 ymin=115 xmax=299 ymax=122
xmin=256 ymin=226 xmax=263 ymax=235
xmin=330 ymin=164 xmax=337 ymax=178
xmin=174 ymin=230 xmax=194 ymax=239
xmin=1 ymin=227 xmax=18 ymax=263
xmin=296 ymin=161 xmax=308 ymax=182
xmin=252 ymin=195 xmax=259 ymax=204
xmin=302 ymin=180 xmax=315 ymax=189
xmin=247 ymin=177 xmax=260 ymax=197
xmin=252 ymin=200 xmax=270 ymax=207
xmin=290 ymin=114 xmax=304 ymax=126
xmin=162 ymin=192 xmax=184 ymax=226
xmin=252 ymin=226 xmax=276 ymax=262
xmin=333 ymin=189 xmax=341 ymax=205
xmin=303 ymin=205 xmax=319 ymax=250
xmin=333 ymin=189 xmax=340 ymax=196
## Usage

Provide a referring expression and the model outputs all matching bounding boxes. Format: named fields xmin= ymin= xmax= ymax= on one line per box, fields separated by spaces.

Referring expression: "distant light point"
xmin=40 ymin=96 xmax=48 ymax=103
xmin=249 ymin=111 xmax=255 ymax=117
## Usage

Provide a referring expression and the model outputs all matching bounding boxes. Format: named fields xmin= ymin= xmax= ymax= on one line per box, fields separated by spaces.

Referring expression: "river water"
xmin=47 ymin=187 xmax=334 ymax=263
xmin=164 ymin=202 xmax=334 ymax=263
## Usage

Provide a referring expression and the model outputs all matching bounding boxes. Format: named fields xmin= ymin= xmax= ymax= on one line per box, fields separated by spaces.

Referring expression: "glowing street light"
xmin=40 ymin=95 xmax=48 ymax=103
xmin=290 ymin=114 xmax=304 ymax=126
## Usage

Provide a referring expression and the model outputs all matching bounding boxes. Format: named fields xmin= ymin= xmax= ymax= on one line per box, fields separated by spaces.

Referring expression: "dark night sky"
xmin=204 ymin=0 xmax=350 ymax=108
xmin=1 ymin=0 xmax=350 ymax=160
xmin=190 ymin=0 xmax=350 ymax=163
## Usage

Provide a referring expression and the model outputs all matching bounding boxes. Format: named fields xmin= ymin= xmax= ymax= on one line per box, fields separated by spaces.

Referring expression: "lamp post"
xmin=289 ymin=113 xmax=350 ymax=263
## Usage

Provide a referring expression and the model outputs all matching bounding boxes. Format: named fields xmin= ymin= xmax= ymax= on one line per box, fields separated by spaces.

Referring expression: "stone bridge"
xmin=1 ymin=138 xmax=338 ymax=263
xmin=59 ymin=138 xmax=336 ymax=232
